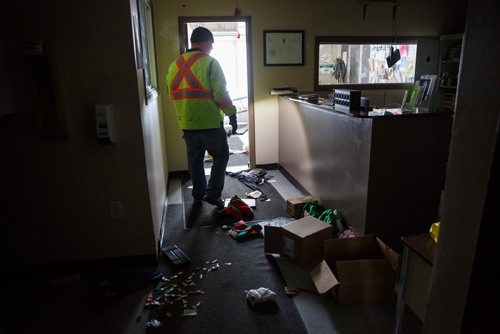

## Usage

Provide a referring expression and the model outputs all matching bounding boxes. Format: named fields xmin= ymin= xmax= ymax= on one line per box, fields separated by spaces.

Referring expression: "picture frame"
xmin=264 ymin=30 xmax=304 ymax=66
xmin=132 ymin=15 xmax=143 ymax=70
xmin=416 ymin=74 xmax=437 ymax=111
xmin=137 ymin=0 xmax=158 ymax=103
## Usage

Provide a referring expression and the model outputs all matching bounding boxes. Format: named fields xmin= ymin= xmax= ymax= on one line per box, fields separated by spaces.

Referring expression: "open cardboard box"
xmin=264 ymin=215 xmax=333 ymax=268
xmin=264 ymin=217 xmax=399 ymax=305
xmin=311 ymin=235 xmax=400 ymax=305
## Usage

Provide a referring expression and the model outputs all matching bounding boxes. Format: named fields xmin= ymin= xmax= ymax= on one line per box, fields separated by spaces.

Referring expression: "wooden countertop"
xmin=402 ymin=233 xmax=437 ymax=266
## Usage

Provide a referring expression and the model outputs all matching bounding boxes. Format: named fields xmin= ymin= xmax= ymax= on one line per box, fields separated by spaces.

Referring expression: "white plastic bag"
xmin=246 ymin=287 xmax=277 ymax=306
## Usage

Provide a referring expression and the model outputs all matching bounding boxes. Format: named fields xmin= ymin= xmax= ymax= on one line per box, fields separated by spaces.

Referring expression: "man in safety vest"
xmin=167 ymin=27 xmax=238 ymax=209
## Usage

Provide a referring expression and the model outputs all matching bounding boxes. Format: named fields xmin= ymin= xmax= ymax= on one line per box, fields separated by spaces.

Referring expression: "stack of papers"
xmin=270 ymin=87 xmax=298 ymax=96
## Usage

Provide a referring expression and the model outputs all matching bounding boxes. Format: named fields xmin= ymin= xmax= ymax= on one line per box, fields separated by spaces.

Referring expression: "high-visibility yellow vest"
xmin=167 ymin=49 xmax=236 ymax=130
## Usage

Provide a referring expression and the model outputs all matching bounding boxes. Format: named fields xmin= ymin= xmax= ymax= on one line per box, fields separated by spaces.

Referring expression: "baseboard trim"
xmin=159 ymin=191 xmax=169 ymax=253
xmin=277 ymin=165 xmax=311 ymax=195
xmin=256 ymin=163 xmax=279 ymax=170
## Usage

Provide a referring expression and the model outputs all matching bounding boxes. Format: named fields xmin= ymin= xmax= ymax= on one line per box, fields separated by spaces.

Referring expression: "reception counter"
xmin=278 ymin=97 xmax=452 ymax=249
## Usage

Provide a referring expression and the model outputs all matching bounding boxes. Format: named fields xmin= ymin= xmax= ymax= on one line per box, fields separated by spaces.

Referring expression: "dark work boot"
xmin=204 ymin=197 xmax=224 ymax=209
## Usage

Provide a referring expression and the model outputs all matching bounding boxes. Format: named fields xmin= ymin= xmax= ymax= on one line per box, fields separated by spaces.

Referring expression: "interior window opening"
xmin=319 ymin=43 xmax=417 ymax=85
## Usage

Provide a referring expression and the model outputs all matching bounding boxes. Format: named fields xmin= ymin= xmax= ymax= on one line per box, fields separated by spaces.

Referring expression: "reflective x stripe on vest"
xmin=170 ymin=52 xmax=212 ymax=100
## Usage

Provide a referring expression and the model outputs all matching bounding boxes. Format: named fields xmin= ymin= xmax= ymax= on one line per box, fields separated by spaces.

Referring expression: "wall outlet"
xmin=109 ymin=200 xmax=123 ymax=219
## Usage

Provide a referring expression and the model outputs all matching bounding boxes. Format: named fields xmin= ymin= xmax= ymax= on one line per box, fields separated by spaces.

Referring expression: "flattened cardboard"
xmin=376 ymin=237 xmax=400 ymax=272
xmin=224 ymin=198 xmax=256 ymax=207
xmin=275 ymin=256 xmax=319 ymax=292
xmin=310 ymin=260 xmax=339 ymax=294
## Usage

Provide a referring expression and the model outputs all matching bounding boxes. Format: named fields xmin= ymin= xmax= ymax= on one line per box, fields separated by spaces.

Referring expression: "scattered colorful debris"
xmin=225 ymin=221 xmax=263 ymax=240
xmin=219 ymin=195 xmax=255 ymax=221
xmin=146 ymin=319 xmax=162 ymax=328
xmin=144 ymin=258 xmax=226 ymax=324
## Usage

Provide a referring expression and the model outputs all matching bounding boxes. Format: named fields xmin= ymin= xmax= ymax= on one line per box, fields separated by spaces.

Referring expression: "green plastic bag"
xmin=302 ymin=201 xmax=325 ymax=218
xmin=318 ymin=209 xmax=348 ymax=234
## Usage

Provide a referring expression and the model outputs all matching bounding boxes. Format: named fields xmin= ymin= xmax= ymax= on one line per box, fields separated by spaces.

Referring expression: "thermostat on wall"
xmin=95 ymin=104 xmax=117 ymax=144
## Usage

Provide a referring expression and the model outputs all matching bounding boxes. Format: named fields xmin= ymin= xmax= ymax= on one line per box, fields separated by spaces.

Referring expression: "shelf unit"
xmin=435 ymin=33 xmax=463 ymax=112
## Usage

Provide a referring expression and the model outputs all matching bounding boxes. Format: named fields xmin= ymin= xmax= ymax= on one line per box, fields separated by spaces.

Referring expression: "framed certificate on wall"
xmin=264 ymin=30 xmax=304 ymax=66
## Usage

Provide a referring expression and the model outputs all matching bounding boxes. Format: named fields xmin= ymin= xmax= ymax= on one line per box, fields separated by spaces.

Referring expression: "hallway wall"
xmin=424 ymin=0 xmax=500 ymax=331
xmin=0 ymin=0 xmax=161 ymax=266
xmin=155 ymin=0 xmax=468 ymax=169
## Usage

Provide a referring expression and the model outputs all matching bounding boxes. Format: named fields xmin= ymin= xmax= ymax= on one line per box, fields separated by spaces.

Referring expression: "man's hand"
xmin=229 ymin=114 xmax=238 ymax=135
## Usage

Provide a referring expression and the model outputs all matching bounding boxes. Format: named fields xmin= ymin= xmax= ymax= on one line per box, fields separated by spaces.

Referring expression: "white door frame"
xmin=178 ymin=16 xmax=255 ymax=168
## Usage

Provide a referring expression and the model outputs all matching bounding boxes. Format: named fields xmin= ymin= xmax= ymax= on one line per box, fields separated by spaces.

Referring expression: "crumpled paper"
xmin=245 ymin=190 xmax=262 ymax=199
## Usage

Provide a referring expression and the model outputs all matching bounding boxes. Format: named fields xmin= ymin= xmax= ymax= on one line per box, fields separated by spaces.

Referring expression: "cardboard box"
xmin=264 ymin=215 xmax=333 ymax=268
xmin=311 ymin=235 xmax=400 ymax=305
xmin=286 ymin=195 xmax=316 ymax=218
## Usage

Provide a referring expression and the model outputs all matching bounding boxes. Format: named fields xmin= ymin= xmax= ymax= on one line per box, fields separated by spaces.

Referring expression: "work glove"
xmin=229 ymin=114 xmax=238 ymax=135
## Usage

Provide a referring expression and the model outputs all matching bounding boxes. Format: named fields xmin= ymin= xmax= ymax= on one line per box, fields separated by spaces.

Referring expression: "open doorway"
xmin=178 ymin=17 xmax=254 ymax=170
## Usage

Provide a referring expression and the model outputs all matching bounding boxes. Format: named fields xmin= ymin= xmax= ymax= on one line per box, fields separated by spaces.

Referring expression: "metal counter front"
xmin=278 ymin=97 xmax=452 ymax=249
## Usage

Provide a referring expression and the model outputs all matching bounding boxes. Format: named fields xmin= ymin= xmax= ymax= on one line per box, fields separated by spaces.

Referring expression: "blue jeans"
xmin=183 ymin=126 xmax=229 ymax=202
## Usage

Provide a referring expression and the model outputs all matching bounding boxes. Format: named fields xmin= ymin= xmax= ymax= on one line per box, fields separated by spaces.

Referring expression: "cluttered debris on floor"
xmin=217 ymin=195 xmax=255 ymax=221
xmin=286 ymin=196 xmax=361 ymax=238
xmin=226 ymin=168 xmax=274 ymax=201
xmin=223 ymin=197 xmax=256 ymax=208
xmin=264 ymin=205 xmax=401 ymax=305
xmin=223 ymin=220 xmax=263 ymax=241
xmin=144 ymin=258 xmax=231 ymax=326
xmin=222 ymin=216 xmax=296 ymax=242
xmin=260 ymin=216 xmax=296 ymax=227
xmin=146 ymin=319 xmax=163 ymax=328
